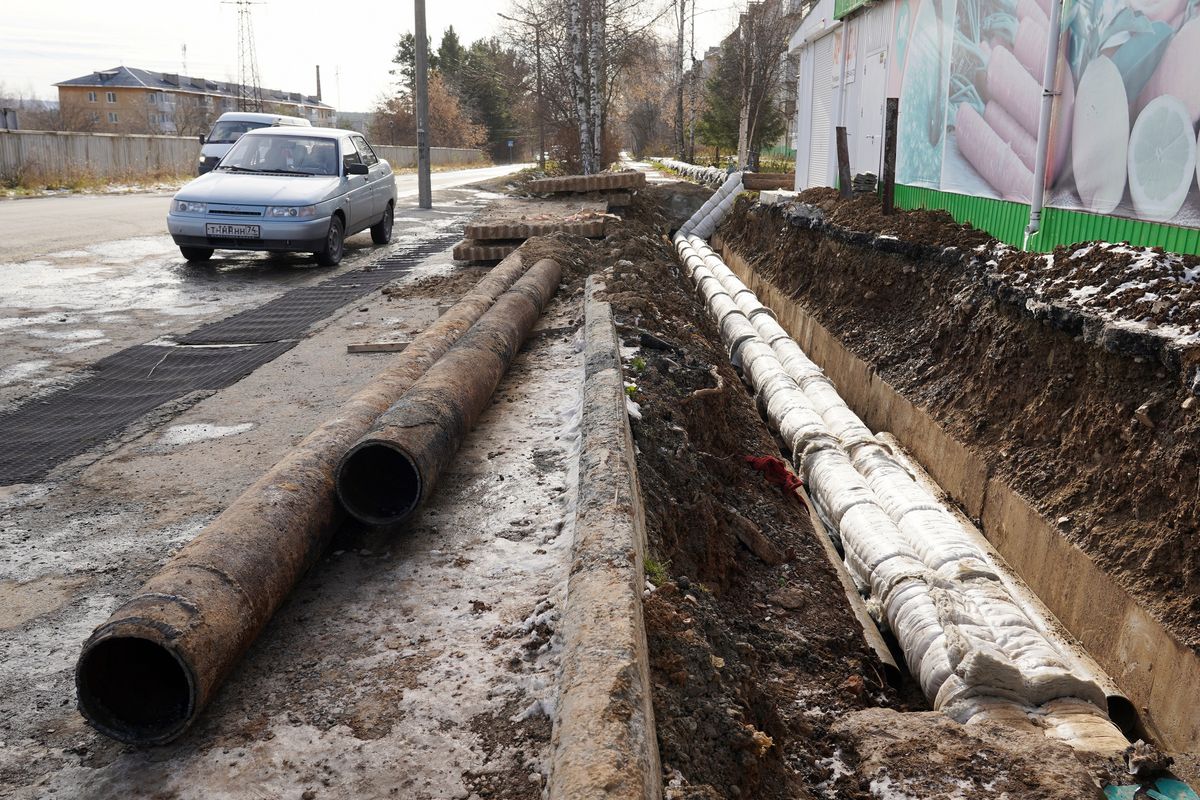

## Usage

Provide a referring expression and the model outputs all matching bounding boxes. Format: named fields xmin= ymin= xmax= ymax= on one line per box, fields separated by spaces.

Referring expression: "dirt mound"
xmin=833 ymin=708 xmax=1114 ymax=799
xmin=992 ymin=241 xmax=1200 ymax=340
xmin=794 ymin=187 xmax=992 ymax=252
xmin=720 ymin=197 xmax=1200 ymax=650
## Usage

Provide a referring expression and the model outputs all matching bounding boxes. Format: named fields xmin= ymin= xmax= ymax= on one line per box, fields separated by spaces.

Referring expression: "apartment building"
xmin=56 ymin=66 xmax=334 ymax=135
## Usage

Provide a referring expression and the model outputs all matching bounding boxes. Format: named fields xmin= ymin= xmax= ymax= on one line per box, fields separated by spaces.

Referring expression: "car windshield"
xmin=206 ymin=120 xmax=270 ymax=144
xmin=218 ymin=135 xmax=339 ymax=176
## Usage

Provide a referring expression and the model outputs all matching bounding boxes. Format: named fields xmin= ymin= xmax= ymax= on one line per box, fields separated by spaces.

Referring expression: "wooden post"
xmin=835 ymin=126 xmax=851 ymax=199
xmin=882 ymin=97 xmax=899 ymax=215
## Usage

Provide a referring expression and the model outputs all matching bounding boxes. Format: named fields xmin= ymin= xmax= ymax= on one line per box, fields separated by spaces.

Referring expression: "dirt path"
xmin=0 ymin=242 xmax=584 ymax=799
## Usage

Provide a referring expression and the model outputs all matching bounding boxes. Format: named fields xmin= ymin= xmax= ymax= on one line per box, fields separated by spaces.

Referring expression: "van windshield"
xmin=206 ymin=120 xmax=270 ymax=144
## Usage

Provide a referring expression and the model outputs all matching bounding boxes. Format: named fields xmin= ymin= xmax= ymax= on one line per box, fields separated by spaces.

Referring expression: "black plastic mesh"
xmin=0 ymin=342 xmax=294 ymax=484
xmin=178 ymin=233 xmax=461 ymax=344
xmin=0 ymin=233 xmax=464 ymax=483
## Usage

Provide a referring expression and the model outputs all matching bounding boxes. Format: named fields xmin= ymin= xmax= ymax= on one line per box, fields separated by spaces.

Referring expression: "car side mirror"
xmin=346 ymin=163 xmax=369 ymax=176
xmin=198 ymin=134 xmax=206 ymax=145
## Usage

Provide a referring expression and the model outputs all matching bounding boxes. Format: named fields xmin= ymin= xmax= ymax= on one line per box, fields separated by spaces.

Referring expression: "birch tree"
xmin=506 ymin=0 xmax=670 ymax=172
xmin=674 ymin=0 xmax=686 ymax=159
xmin=734 ymin=0 xmax=797 ymax=169
xmin=588 ymin=1 xmax=606 ymax=171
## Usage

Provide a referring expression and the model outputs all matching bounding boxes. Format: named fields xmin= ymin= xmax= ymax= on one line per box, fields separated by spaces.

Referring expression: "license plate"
xmin=206 ymin=223 xmax=260 ymax=238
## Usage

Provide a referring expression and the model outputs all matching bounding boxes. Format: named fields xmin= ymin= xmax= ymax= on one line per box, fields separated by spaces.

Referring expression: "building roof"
xmin=55 ymin=66 xmax=333 ymax=110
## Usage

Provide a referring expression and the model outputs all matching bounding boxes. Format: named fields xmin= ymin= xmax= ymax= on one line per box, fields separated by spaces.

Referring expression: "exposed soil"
xmin=601 ymin=187 xmax=902 ymax=798
xmin=720 ymin=196 xmax=1200 ymax=655
xmin=796 ymin=187 xmax=993 ymax=253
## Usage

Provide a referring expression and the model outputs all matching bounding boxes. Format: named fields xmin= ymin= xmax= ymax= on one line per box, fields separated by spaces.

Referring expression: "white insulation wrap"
xmin=657 ymin=158 xmax=726 ymax=188
xmin=679 ymin=171 xmax=744 ymax=238
xmin=670 ymin=230 xmax=1129 ymax=753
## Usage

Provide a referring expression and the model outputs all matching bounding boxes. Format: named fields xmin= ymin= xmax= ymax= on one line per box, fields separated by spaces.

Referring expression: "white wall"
xmin=791 ymin=0 xmax=898 ymax=189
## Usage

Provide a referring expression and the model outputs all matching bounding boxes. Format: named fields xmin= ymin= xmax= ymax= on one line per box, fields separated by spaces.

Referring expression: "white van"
xmin=196 ymin=111 xmax=311 ymax=174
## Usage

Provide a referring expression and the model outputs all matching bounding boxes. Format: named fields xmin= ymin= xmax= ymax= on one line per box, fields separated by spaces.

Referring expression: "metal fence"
xmin=0 ymin=129 xmax=487 ymax=185
xmin=373 ymin=144 xmax=485 ymax=168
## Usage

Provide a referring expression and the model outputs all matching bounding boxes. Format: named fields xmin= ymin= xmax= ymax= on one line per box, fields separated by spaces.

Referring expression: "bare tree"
xmin=588 ymin=2 xmax=606 ymax=170
xmin=174 ymin=95 xmax=216 ymax=138
xmin=734 ymin=0 xmax=797 ymax=168
xmin=613 ymin=37 xmax=674 ymax=156
xmin=506 ymin=0 xmax=670 ymax=172
xmin=567 ymin=0 xmax=594 ymax=172
xmin=674 ymin=0 xmax=686 ymax=158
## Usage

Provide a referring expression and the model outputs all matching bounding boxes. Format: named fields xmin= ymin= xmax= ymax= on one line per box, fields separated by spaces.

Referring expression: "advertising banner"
xmin=892 ymin=0 xmax=1200 ymax=227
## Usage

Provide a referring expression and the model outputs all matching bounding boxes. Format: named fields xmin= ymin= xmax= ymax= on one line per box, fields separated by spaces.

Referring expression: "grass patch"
xmin=644 ymin=556 xmax=669 ymax=585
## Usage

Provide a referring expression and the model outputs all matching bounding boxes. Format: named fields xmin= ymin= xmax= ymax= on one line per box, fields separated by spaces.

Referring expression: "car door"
xmin=352 ymin=135 xmax=387 ymax=220
xmin=340 ymin=136 xmax=371 ymax=232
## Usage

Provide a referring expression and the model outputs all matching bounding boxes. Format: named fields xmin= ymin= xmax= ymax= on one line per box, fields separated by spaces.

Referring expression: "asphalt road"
xmin=0 ymin=162 xmax=529 ymax=263
xmin=0 ymin=162 xmax=526 ymax=411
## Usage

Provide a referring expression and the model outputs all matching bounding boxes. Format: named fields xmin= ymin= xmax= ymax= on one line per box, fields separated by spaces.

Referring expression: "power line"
xmin=221 ymin=0 xmax=265 ymax=111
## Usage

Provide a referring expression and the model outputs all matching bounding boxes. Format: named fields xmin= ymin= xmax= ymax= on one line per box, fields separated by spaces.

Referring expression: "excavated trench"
xmin=706 ymin=193 xmax=1199 ymax=774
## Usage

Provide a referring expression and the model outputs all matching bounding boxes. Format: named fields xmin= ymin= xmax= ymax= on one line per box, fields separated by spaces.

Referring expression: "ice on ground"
xmin=159 ymin=423 xmax=256 ymax=447
xmin=0 ymin=360 xmax=51 ymax=387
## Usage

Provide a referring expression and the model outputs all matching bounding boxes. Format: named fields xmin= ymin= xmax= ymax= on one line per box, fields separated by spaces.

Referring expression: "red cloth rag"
xmin=743 ymin=455 xmax=805 ymax=502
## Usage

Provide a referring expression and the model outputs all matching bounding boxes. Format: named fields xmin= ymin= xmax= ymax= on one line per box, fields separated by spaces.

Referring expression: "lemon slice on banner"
xmin=1127 ymin=95 xmax=1198 ymax=223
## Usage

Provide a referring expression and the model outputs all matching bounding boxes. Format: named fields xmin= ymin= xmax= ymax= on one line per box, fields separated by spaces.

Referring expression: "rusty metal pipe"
xmin=75 ymin=249 xmax=538 ymax=746
xmin=337 ymin=257 xmax=562 ymax=525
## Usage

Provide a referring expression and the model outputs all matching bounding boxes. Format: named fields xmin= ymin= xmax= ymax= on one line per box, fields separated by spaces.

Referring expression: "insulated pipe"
xmin=75 ymin=249 xmax=538 ymax=746
xmin=1024 ymin=0 xmax=1065 ymax=239
xmin=679 ymin=171 xmax=743 ymax=236
xmin=673 ymin=232 xmax=1131 ymax=752
xmin=337 ymin=258 xmax=562 ymax=526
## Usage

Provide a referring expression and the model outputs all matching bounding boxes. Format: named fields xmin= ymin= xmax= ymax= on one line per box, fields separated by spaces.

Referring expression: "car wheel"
xmin=370 ymin=202 xmax=394 ymax=245
xmin=316 ymin=216 xmax=345 ymax=266
xmin=180 ymin=246 xmax=214 ymax=262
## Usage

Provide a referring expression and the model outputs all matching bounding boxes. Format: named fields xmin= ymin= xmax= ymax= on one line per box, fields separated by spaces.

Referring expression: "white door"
xmin=807 ymin=33 xmax=835 ymax=188
xmin=858 ymin=51 xmax=887 ymax=175
xmin=857 ymin=6 xmax=893 ymax=176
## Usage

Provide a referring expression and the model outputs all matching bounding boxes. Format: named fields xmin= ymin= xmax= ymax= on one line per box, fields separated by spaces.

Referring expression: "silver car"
xmin=167 ymin=127 xmax=396 ymax=266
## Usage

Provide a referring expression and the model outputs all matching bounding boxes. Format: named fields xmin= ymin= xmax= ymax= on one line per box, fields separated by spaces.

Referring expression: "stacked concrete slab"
xmin=526 ymin=170 xmax=646 ymax=193
xmin=453 ymin=198 xmax=615 ymax=262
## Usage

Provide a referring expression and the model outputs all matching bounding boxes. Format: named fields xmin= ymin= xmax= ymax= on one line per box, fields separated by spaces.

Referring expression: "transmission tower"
xmin=223 ymin=0 xmax=265 ymax=111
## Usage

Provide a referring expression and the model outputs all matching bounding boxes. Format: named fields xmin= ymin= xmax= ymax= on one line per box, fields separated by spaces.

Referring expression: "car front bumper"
xmin=167 ymin=214 xmax=331 ymax=252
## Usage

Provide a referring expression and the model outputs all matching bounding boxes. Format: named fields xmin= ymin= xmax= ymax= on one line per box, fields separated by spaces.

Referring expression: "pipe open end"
xmin=76 ymin=636 xmax=195 ymax=745
xmin=1107 ymin=694 xmax=1143 ymax=741
xmin=337 ymin=440 xmax=422 ymax=526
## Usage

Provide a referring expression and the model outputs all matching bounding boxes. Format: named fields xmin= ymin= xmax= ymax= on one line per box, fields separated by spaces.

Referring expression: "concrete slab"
xmin=527 ymin=171 xmax=647 ymax=194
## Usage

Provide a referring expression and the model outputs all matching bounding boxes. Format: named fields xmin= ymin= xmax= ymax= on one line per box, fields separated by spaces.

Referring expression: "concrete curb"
xmin=547 ymin=276 xmax=662 ymax=800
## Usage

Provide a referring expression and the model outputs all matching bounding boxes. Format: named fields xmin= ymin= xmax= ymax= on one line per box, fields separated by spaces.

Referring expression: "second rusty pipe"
xmin=337 ymin=257 xmax=562 ymax=525
xmin=74 ymin=249 xmax=537 ymax=746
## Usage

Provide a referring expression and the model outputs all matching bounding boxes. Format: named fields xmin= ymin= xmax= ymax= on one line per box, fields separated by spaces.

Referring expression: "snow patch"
xmin=159 ymin=422 xmax=256 ymax=446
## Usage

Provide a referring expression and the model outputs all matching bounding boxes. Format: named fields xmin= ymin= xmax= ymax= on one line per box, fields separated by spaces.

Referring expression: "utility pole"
xmin=414 ymin=0 xmax=432 ymax=209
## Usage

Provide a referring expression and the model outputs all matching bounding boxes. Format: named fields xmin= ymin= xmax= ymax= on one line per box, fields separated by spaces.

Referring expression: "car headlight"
xmin=266 ymin=205 xmax=318 ymax=218
xmin=174 ymin=200 xmax=207 ymax=214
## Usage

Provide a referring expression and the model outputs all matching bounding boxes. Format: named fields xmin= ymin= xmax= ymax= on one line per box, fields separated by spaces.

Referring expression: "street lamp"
xmin=497 ymin=11 xmax=546 ymax=170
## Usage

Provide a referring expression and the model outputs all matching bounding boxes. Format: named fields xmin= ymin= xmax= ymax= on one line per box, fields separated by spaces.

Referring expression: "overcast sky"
xmin=1 ymin=0 xmax=743 ymax=112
